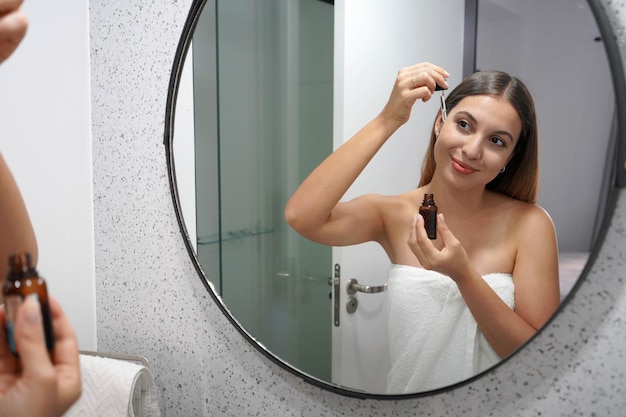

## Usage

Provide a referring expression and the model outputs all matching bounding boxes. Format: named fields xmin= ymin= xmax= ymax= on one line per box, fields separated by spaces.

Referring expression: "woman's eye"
xmin=490 ymin=136 xmax=506 ymax=147
xmin=457 ymin=120 xmax=470 ymax=130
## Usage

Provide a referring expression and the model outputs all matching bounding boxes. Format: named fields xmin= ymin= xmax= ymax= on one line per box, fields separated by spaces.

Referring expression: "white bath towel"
xmin=66 ymin=354 xmax=160 ymax=417
xmin=386 ymin=264 xmax=514 ymax=394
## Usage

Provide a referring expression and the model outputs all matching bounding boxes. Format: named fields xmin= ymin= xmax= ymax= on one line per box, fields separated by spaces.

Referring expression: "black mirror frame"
xmin=163 ymin=0 xmax=625 ymax=400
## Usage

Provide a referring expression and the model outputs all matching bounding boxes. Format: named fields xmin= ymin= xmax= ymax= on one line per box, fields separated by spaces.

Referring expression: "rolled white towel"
xmin=66 ymin=354 xmax=160 ymax=417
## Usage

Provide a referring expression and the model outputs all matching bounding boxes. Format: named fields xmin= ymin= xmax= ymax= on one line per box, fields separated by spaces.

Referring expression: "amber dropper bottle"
xmin=3 ymin=252 xmax=54 ymax=355
xmin=419 ymin=193 xmax=438 ymax=240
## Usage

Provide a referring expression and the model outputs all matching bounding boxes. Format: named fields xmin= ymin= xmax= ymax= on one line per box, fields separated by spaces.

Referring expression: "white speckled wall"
xmin=91 ymin=1 xmax=626 ymax=416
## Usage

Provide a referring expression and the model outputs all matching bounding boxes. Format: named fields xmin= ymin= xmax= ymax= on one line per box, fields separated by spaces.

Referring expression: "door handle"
xmin=346 ymin=278 xmax=387 ymax=295
xmin=333 ymin=264 xmax=341 ymax=327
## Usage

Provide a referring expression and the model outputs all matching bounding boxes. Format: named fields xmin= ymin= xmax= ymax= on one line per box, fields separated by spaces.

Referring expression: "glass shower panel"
xmin=194 ymin=0 xmax=333 ymax=382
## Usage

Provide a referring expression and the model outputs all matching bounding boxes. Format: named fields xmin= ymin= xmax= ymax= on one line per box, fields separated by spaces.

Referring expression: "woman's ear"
xmin=434 ymin=113 xmax=444 ymax=137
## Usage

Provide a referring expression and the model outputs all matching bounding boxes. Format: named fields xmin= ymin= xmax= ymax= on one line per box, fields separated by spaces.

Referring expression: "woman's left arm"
xmin=507 ymin=206 xmax=561 ymax=333
xmin=408 ymin=208 xmax=560 ymax=358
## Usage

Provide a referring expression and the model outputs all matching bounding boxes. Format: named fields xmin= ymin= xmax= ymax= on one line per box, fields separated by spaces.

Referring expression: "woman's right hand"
xmin=285 ymin=63 xmax=448 ymax=247
xmin=379 ymin=62 xmax=449 ymax=127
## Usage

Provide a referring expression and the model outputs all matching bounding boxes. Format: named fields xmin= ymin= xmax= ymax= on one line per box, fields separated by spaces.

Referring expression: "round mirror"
xmin=165 ymin=0 xmax=622 ymax=398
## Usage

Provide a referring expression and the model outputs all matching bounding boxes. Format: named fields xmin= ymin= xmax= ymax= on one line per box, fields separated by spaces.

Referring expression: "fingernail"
xmin=439 ymin=213 xmax=445 ymax=223
xmin=23 ymin=294 xmax=42 ymax=324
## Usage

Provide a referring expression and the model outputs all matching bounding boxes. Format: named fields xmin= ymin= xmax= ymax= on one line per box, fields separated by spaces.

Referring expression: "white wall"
xmin=0 ymin=0 xmax=96 ymax=349
xmin=477 ymin=0 xmax=614 ymax=252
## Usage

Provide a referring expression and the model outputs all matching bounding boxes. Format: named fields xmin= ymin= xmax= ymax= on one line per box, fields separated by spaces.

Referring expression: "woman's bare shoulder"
xmin=346 ymin=193 xmax=403 ymax=218
xmin=343 ymin=191 xmax=416 ymax=231
xmin=376 ymin=189 xmax=423 ymax=214
xmin=488 ymin=192 xmax=555 ymax=236
xmin=357 ymin=190 xmax=419 ymax=207
xmin=364 ymin=191 xmax=421 ymax=256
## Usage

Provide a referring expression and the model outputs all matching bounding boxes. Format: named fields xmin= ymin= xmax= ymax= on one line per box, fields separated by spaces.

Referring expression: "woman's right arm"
xmin=0 ymin=154 xmax=37 ymax=281
xmin=284 ymin=62 xmax=449 ymax=246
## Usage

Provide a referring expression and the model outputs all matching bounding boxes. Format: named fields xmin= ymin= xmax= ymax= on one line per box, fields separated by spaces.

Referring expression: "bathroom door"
xmin=330 ymin=0 xmax=466 ymax=393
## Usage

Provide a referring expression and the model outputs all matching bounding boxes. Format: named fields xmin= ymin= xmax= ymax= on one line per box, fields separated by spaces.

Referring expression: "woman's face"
xmin=433 ymin=95 xmax=522 ymax=190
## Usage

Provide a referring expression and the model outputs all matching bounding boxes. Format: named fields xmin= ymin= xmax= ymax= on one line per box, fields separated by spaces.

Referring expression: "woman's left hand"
xmin=0 ymin=296 xmax=81 ymax=417
xmin=407 ymin=213 xmax=471 ymax=281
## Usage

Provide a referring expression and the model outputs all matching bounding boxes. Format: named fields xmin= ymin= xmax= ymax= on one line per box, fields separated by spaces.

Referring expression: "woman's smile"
xmin=450 ymin=156 xmax=477 ymax=175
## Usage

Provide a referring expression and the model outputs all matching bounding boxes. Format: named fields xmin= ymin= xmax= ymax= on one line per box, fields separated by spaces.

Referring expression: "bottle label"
xmin=4 ymin=295 xmax=24 ymax=355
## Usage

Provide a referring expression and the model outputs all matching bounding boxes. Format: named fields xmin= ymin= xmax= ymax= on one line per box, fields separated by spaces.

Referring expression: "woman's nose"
xmin=462 ymin=135 xmax=482 ymax=159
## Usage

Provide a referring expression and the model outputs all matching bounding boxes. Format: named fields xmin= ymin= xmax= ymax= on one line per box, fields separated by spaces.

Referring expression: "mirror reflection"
xmin=172 ymin=0 xmax=615 ymax=395
xmin=287 ymin=64 xmax=558 ymax=394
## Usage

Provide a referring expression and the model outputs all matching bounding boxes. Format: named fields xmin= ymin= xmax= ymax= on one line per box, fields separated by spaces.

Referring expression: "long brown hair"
xmin=419 ymin=71 xmax=539 ymax=203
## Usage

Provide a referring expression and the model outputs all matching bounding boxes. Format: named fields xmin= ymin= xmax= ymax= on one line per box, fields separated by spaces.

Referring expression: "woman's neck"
xmin=421 ymin=176 xmax=487 ymax=216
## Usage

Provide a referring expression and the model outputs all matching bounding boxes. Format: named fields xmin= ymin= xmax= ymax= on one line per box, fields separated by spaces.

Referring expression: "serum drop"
xmin=419 ymin=193 xmax=438 ymax=240
xmin=3 ymin=253 xmax=54 ymax=355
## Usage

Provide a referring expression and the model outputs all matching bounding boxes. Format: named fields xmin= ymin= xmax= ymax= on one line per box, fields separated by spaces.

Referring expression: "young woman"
xmin=284 ymin=62 xmax=560 ymax=393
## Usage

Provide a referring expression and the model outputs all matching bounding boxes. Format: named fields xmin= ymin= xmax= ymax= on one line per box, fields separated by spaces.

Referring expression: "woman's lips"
xmin=451 ymin=157 xmax=477 ymax=175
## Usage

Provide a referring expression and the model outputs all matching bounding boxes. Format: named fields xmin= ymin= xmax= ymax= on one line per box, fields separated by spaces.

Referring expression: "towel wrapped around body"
xmin=386 ymin=264 xmax=514 ymax=394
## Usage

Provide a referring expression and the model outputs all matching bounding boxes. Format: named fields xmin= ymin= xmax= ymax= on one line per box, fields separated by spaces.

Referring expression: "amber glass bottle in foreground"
xmin=3 ymin=252 xmax=54 ymax=354
xmin=419 ymin=193 xmax=438 ymax=240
